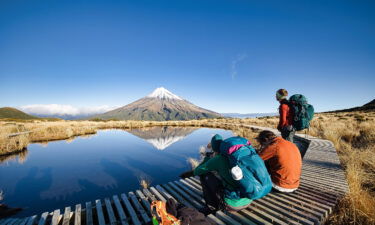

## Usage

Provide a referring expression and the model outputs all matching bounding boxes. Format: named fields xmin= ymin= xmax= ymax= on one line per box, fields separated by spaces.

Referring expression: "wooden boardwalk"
xmin=0 ymin=126 xmax=348 ymax=225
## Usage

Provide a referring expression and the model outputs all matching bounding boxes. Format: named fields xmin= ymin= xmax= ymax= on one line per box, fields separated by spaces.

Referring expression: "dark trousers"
xmin=281 ymin=127 xmax=295 ymax=143
xmin=199 ymin=172 xmax=223 ymax=210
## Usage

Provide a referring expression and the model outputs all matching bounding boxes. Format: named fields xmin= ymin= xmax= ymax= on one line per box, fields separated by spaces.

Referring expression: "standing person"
xmin=257 ymin=130 xmax=302 ymax=193
xmin=276 ymin=88 xmax=295 ymax=142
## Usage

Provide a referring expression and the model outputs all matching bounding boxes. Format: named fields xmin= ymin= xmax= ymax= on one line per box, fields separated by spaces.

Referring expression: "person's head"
xmin=208 ymin=134 xmax=223 ymax=153
xmin=256 ymin=130 xmax=277 ymax=146
xmin=276 ymin=89 xmax=288 ymax=102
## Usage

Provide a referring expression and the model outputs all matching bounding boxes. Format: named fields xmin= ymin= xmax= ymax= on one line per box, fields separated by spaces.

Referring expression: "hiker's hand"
xmin=179 ymin=171 xmax=194 ymax=179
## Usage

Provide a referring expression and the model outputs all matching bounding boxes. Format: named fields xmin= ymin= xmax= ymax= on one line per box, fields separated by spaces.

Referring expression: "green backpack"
xmin=289 ymin=94 xmax=314 ymax=131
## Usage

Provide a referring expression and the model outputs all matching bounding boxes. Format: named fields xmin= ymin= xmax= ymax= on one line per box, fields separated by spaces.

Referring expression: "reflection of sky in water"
xmin=0 ymin=127 xmax=233 ymax=217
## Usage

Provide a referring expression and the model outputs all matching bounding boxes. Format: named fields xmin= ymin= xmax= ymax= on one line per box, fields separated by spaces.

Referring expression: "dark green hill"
xmin=0 ymin=107 xmax=39 ymax=119
xmin=327 ymin=99 xmax=375 ymax=113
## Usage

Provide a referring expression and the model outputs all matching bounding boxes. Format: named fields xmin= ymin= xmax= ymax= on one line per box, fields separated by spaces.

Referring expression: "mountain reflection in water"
xmin=127 ymin=126 xmax=198 ymax=150
xmin=0 ymin=127 xmax=233 ymax=217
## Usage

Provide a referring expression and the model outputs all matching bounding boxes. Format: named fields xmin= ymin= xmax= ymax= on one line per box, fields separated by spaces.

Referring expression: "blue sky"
xmin=1 ymin=0 xmax=374 ymax=114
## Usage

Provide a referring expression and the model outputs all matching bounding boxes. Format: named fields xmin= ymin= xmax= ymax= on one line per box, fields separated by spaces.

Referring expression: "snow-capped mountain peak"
xmin=147 ymin=87 xmax=182 ymax=100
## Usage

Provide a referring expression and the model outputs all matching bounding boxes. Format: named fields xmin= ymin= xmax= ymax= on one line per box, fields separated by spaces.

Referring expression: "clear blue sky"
xmin=1 ymin=0 xmax=374 ymax=113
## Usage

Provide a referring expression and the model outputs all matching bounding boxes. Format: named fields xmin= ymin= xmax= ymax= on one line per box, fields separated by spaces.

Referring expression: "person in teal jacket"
xmin=182 ymin=134 xmax=253 ymax=214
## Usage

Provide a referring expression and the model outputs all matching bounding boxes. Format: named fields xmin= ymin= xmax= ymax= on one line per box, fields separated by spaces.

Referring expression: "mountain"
xmin=221 ymin=112 xmax=277 ymax=118
xmin=327 ymin=99 xmax=375 ymax=113
xmin=127 ymin=126 xmax=198 ymax=150
xmin=0 ymin=107 xmax=39 ymax=119
xmin=91 ymin=87 xmax=222 ymax=121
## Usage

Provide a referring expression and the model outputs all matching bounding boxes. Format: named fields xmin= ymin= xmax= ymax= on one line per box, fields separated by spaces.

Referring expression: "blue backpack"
xmin=220 ymin=136 xmax=272 ymax=200
xmin=289 ymin=94 xmax=315 ymax=131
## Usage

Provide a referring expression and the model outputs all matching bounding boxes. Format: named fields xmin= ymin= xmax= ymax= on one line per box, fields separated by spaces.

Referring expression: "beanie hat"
xmin=211 ymin=134 xmax=223 ymax=152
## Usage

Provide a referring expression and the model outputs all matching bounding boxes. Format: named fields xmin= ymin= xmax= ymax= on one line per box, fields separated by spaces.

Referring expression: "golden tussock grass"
xmin=0 ymin=113 xmax=374 ymax=224
xmin=230 ymin=112 xmax=375 ymax=225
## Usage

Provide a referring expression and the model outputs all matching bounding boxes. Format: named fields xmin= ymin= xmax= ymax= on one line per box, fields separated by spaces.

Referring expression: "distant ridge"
xmin=90 ymin=87 xmax=221 ymax=121
xmin=326 ymin=99 xmax=375 ymax=113
xmin=0 ymin=107 xmax=39 ymax=119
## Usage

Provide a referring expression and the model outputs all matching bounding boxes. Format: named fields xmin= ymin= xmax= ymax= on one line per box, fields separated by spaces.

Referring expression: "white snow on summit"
xmin=147 ymin=87 xmax=182 ymax=100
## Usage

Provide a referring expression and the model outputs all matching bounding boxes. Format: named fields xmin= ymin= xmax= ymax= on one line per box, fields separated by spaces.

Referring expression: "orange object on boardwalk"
xmin=151 ymin=200 xmax=181 ymax=225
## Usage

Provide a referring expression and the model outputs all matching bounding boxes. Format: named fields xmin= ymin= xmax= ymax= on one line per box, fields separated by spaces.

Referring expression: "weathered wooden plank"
xmin=37 ymin=212 xmax=49 ymax=225
xmin=174 ymin=181 xmax=205 ymax=203
xmin=263 ymin=194 xmax=321 ymax=224
xmin=189 ymin=177 xmax=201 ymax=185
xmin=268 ymin=192 xmax=328 ymax=218
xmin=25 ymin=215 xmax=37 ymax=225
xmin=74 ymin=204 xmax=81 ymax=225
xmin=95 ymin=199 xmax=106 ymax=225
xmin=113 ymin=195 xmax=128 ymax=225
xmin=255 ymin=198 xmax=314 ymax=225
xmin=180 ymin=179 xmax=203 ymax=196
xmin=286 ymin=191 xmax=334 ymax=211
xmin=246 ymin=205 xmax=289 ymax=225
xmin=142 ymin=188 xmax=158 ymax=202
xmin=16 ymin=218 xmax=28 ymax=225
xmin=1 ymin=218 xmax=15 ymax=225
xmin=215 ymin=211 xmax=242 ymax=225
xmin=85 ymin=202 xmax=93 ymax=225
xmin=168 ymin=182 xmax=203 ymax=209
xmin=206 ymin=214 xmax=226 ymax=225
xmin=51 ymin=210 xmax=60 ymax=225
xmin=302 ymin=166 xmax=346 ymax=177
xmin=298 ymin=184 xmax=340 ymax=201
xmin=240 ymin=208 xmax=277 ymax=225
xmin=155 ymin=185 xmax=176 ymax=202
xmin=18 ymin=217 xmax=31 ymax=225
xmin=184 ymin=178 xmax=202 ymax=191
xmin=301 ymin=175 xmax=348 ymax=190
xmin=5 ymin=218 xmax=18 ymax=225
xmin=128 ymin=192 xmax=150 ymax=224
xmin=135 ymin=190 xmax=152 ymax=215
xmin=267 ymin=192 xmax=323 ymax=218
xmin=252 ymin=201 xmax=302 ymax=225
xmin=225 ymin=211 xmax=257 ymax=225
xmin=120 ymin=193 xmax=142 ymax=225
xmin=104 ymin=198 xmax=117 ymax=225
xmin=302 ymin=174 xmax=347 ymax=188
xmin=297 ymin=187 xmax=338 ymax=203
xmin=161 ymin=184 xmax=193 ymax=208
xmin=18 ymin=218 xmax=30 ymax=225
xmin=149 ymin=187 xmax=167 ymax=202
xmin=300 ymin=178 xmax=347 ymax=193
xmin=292 ymin=190 xmax=336 ymax=209
xmin=62 ymin=207 xmax=71 ymax=225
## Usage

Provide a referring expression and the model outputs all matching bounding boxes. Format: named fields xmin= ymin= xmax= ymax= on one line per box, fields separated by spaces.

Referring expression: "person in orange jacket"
xmin=257 ymin=130 xmax=302 ymax=193
xmin=276 ymin=88 xmax=295 ymax=142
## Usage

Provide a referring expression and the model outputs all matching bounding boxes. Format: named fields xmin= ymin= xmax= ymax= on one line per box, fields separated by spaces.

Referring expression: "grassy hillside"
xmin=0 ymin=107 xmax=38 ymax=119
xmin=327 ymin=99 xmax=375 ymax=113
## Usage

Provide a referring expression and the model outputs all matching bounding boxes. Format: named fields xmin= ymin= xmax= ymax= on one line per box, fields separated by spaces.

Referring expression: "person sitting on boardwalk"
xmin=276 ymin=88 xmax=295 ymax=142
xmin=257 ymin=130 xmax=302 ymax=193
xmin=181 ymin=134 xmax=272 ymax=214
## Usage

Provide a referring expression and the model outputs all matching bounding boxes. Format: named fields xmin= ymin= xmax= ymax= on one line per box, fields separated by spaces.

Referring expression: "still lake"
xmin=0 ymin=127 xmax=233 ymax=217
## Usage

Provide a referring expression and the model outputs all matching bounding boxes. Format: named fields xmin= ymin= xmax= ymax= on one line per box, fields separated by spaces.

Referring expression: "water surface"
xmin=0 ymin=127 xmax=233 ymax=217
